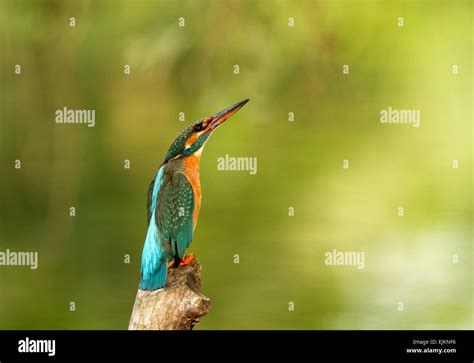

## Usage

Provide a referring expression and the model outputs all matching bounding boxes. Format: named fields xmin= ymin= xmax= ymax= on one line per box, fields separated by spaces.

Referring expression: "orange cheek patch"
xmin=185 ymin=133 xmax=200 ymax=147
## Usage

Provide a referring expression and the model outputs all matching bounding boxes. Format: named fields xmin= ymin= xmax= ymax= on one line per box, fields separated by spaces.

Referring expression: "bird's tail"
xmin=139 ymin=258 xmax=167 ymax=290
xmin=139 ymin=217 xmax=168 ymax=290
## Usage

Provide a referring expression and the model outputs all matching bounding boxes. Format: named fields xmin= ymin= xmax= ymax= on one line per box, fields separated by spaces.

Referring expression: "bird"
xmin=139 ymin=99 xmax=249 ymax=290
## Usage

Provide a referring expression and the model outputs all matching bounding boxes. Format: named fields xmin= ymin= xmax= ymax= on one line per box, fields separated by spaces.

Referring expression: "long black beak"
xmin=209 ymin=99 xmax=249 ymax=130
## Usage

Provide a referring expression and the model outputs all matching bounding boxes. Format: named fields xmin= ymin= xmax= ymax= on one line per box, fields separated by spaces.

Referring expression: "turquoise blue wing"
xmin=155 ymin=171 xmax=194 ymax=260
xmin=139 ymin=165 xmax=167 ymax=290
xmin=146 ymin=177 xmax=155 ymax=224
xmin=147 ymin=165 xmax=165 ymax=224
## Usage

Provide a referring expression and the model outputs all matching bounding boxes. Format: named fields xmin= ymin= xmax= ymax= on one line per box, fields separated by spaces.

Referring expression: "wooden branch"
xmin=128 ymin=258 xmax=211 ymax=330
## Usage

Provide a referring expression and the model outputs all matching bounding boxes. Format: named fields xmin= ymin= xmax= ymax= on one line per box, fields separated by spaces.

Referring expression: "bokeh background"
xmin=0 ymin=0 xmax=472 ymax=329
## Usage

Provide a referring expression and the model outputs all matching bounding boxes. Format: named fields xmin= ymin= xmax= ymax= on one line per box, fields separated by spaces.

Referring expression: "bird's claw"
xmin=179 ymin=254 xmax=195 ymax=266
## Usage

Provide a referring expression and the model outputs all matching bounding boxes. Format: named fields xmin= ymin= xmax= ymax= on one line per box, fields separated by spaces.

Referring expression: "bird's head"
xmin=163 ymin=99 xmax=249 ymax=163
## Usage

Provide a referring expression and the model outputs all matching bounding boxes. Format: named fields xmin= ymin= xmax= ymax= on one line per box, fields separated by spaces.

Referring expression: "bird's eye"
xmin=194 ymin=123 xmax=203 ymax=132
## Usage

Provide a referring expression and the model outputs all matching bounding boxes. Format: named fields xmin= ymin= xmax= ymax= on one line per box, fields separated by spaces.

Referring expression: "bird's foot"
xmin=179 ymin=254 xmax=195 ymax=266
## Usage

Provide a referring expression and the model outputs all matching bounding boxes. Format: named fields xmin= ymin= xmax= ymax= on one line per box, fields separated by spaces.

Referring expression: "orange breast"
xmin=183 ymin=153 xmax=202 ymax=229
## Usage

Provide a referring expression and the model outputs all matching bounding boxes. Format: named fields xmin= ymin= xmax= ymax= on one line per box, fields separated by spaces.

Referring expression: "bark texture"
xmin=128 ymin=258 xmax=210 ymax=330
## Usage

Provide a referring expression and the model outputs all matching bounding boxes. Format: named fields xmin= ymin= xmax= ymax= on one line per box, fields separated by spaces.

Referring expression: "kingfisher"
xmin=139 ymin=99 xmax=249 ymax=290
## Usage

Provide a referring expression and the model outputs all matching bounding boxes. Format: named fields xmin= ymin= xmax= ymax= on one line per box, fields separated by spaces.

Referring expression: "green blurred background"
xmin=0 ymin=0 xmax=472 ymax=329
